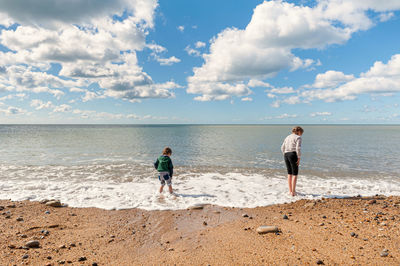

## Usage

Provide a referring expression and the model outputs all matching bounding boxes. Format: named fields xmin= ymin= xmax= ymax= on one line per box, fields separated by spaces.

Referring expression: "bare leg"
xmin=287 ymin=175 xmax=293 ymax=195
xmin=159 ymin=185 xmax=164 ymax=193
xmin=291 ymin=175 xmax=297 ymax=196
xmin=168 ymin=185 xmax=173 ymax=194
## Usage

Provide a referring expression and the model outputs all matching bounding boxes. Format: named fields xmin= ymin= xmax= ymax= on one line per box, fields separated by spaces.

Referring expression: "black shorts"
xmin=284 ymin=152 xmax=299 ymax=175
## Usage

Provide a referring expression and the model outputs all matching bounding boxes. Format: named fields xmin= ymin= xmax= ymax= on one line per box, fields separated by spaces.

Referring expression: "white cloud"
xmin=155 ymin=56 xmax=181 ymax=66
xmin=187 ymin=0 xmax=400 ymax=101
xmin=30 ymin=99 xmax=54 ymax=110
xmin=82 ymin=91 xmax=105 ymax=102
xmin=0 ymin=0 xmax=157 ymax=28
xmin=177 ymin=25 xmax=185 ymax=32
xmin=241 ymin=97 xmax=253 ymax=102
xmin=310 ymin=111 xmax=332 ymax=117
xmin=188 ymin=82 xmax=251 ymax=101
xmin=69 ymin=87 xmax=85 ymax=93
xmin=297 ymin=54 xmax=400 ymax=103
xmin=195 ymin=41 xmax=206 ymax=48
xmin=263 ymin=113 xmax=298 ymax=120
xmin=185 ymin=45 xmax=201 ymax=57
xmin=0 ymin=106 xmax=26 ymax=115
xmin=53 ymin=104 xmax=72 ymax=113
xmin=0 ymin=0 xmax=181 ymax=102
xmin=379 ymin=12 xmax=395 ymax=22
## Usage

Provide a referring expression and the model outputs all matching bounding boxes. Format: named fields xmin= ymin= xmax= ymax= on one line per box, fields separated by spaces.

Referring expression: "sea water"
xmin=0 ymin=124 xmax=399 ymax=210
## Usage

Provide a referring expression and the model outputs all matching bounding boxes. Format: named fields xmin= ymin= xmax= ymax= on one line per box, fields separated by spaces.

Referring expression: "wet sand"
xmin=1 ymin=196 xmax=399 ymax=265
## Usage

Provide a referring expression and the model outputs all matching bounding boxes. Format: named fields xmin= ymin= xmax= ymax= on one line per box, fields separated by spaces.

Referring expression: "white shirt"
xmin=281 ymin=133 xmax=302 ymax=157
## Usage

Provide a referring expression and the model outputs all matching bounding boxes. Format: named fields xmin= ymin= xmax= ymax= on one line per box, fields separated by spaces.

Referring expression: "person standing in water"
xmin=154 ymin=147 xmax=174 ymax=194
xmin=281 ymin=126 xmax=304 ymax=196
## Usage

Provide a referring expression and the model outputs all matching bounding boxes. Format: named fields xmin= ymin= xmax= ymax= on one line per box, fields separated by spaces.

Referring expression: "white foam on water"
xmin=1 ymin=167 xmax=400 ymax=210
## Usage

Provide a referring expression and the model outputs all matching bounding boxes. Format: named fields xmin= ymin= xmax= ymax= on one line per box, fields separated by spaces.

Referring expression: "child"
xmin=281 ymin=126 xmax=304 ymax=196
xmin=154 ymin=147 xmax=174 ymax=194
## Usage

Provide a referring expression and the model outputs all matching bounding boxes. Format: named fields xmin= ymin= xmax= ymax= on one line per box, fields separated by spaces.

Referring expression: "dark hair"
xmin=162 ymin=147 xmax=172 ymax=155
xmin=292 ymin=126 xmax=304 ymax=134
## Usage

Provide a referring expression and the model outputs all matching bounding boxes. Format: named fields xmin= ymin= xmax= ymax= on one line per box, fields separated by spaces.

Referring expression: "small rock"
xmin=41 ymin=230 xmax=50 ymax=236
xmin=380 ymin=252 xmax=389 ymax=257
xmin=141 ymin=224 xmax=146 ymax=228
xmin=368 ymin=199 xmax=377 ymax=205
xmin=45 ymin=211 xmax=51 ymax=214
xmin=242 ymin=214 xmax=249 ymax=218
xmin=316 ymin=259 xmax=324 ymax=265
xmin=58 ymin=260 xmax=65 ymax=264
xmin=5 ymin=215 xmax=11 ymax=219
xmin=78 ymin=257 xmax=87 ymax=262
xmin=382 ymin=248 xmax=388 ymax=252
xmin=0 ymin=206 xmax=4 ymax=211
xmin=322 ymin=215 xmax=327 ymax=219
xmin=20 ymin=234 xmax=27 ymax=238
xmin=40 ymin=199 xmax=50 ymax=204
xmin=110 ymin=235 xmax=115 ymax=238
xmin=48 ymin=224 xmax=59 ymax=228
xmin=45 ymin=200 xmax=62 ymax=207
xmin=25 ymin=240 xmax=40 ymax=248
xmin=92 ymin=263 xmax=98 ymax=266
xmin=189 ymin=204 xmax=205 ymax=210
xmin=132 ymin=230 xmax=136 ymax=235
xmin=22 ymin=254 xmax=29 ymax=259
xmin=350 ymin=232 xmax=356 ymax=237
xmin=59 ymin=244 xmax=66 ymax=249
xmin=319 ymin=223 xmax=324 ymax=226
xmin=70 ymin=243 xmax=76 ymax=247
xmin=168 ymin=248 xmax=174 ymax=251
xmin=47 ymin=256 xmax=52 ymax=260
xmin=8 ymin=244 xmax=16 ymax=249
xmin=203 ymin=221 xmax=207 ymax=226
xmin=6 ymin=204 xmax=16 ymax=208
xmin=256 ymin=225 xmax=279 ymax=234
xmin=283 ymin=214 xmax=288 ymax=220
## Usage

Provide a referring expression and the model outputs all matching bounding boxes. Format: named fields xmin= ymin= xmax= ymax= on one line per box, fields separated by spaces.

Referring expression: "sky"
xmin=0 ymin=0 xmax=399 ymax=124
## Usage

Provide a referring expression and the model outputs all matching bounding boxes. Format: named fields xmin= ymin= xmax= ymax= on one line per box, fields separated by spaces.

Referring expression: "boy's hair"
xmin=292 ymin=126 xmax=304 ymax=134
xmin=162 ymin=147 xmax=172 ymax=155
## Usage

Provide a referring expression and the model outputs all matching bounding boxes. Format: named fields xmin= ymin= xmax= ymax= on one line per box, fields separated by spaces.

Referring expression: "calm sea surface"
xmin=0 ymin=125 xmax=399 ymax=210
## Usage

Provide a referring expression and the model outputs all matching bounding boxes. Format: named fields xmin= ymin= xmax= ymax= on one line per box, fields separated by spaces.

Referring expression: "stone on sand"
xmin=25 ymin=240 xmax=40 ymax=248
xmin=256 ymin=225 xmax=279 ymax=234
xmin=45 ymin=200 xmax=62 ymax=207
xmin=189 ymin=204 xmax=205 ymax=210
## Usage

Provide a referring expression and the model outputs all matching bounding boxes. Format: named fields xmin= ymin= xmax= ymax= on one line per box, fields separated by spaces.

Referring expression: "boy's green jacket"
xmin=154 ymin=155 xmax=173 ymax=177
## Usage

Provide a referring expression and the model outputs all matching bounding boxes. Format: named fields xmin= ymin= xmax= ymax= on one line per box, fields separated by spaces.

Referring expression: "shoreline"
xmin=1 ymin=196 xmax=399 ymax=265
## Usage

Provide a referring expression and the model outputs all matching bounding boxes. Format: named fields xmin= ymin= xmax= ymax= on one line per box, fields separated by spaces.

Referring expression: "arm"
xmin=168 ymin=159 xmax=174 ymax=177
xmin=154 ymin=158 xmax=159 ymax=170
xmin=296 ymin=137 xmax=302 ymax=165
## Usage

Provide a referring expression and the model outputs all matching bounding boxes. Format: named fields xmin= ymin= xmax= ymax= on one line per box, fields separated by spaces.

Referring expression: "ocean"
xmin=0 ymin=124 xmax=399 ymax=210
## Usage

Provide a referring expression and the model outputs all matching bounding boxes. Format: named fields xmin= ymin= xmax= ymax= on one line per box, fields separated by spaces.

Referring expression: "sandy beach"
xmin=0 ymin=196 xmax=399 ymax=265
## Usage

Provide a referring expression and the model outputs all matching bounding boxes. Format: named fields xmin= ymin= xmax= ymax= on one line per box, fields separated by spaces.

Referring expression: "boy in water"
xmin=154 ymin=147 xmax=174 ymax=194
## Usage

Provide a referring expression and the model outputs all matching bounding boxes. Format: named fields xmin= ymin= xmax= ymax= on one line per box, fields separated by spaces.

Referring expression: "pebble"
xmin=168 ymin=248 xmax=174 ymax=251
xmin=41 ymin=230 xmax=50 ymax=236
xmin=368 ymin=199 xmax=377 ymax=205
xmin=92 ymin=263 xmax=98 ymax=266
xmin=0 ymin=206 xmax=4 ymax=211
xmin=203 ymin=221 xmax=207 ymax=226
xmin=47 ymin=256 xmax=52 ymax=260
xmin=319 ymin=223 xmax=324 ymax=226
xmin=6 ymin=204 xmax=16 ymax=208
xmin=45 ymin=200 xmax=62 ymax=207
xmin=322 ymin=215 xmax=327 ymax=219
xmin=316 ymin=259 xmax=324 ymax=264
xmin=40 ymin=199 xmax=50 ymax=204
xmin=283 ymin=214 xmax=288 ymax=220
xmin=45 ymin=211 xmax=51 ymax=214
xmin=189 ymin=204 xmax=205 ymax=210
xmin=78 ymin=257 xmax=87 ymax=261
xmin=8 ymin=244 xmax=16 ymax=249
xmin=22 ymin=254 xmax=29 ymax=259
xmin=256 ymin=225 xmax=279 ymax=234
xmin=58 ymin=260 xmax=65 ymax=264
xmin=59 ymin=244 xmax=66 ymax=249
xmin=70 ymin=243 xmax=76 ymax=247
xmin=132 ymin=230 xmax=136 ymax=235
xmin=25 ymin=240 xmax=40 ymax=248
xmin=20 ymin=234 xmax=27 ymax=238
xmin=242 ymin=214 xmax=249 ymax=218
xmin=380 ymin=251 xmax=389 ymax=257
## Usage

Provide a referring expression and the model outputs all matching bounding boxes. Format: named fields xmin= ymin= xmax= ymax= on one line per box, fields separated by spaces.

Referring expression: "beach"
xmin=1 ymin=196 xmax=399 ymax=265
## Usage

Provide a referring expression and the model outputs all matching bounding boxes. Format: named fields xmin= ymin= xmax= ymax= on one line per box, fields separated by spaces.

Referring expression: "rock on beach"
xmin=256 ymin=226 xmax=279 ymax=234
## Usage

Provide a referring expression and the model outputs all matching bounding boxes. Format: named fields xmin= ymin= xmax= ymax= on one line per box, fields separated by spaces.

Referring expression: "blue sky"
xmin=0 ymin=0 xmax=399 ymax=124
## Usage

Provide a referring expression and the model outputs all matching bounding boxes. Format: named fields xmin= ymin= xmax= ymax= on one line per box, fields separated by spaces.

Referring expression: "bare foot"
xmin=291 ymin=192 xmax=297 ymax=197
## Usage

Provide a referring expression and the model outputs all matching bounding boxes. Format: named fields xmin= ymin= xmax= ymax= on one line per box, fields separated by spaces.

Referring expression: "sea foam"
xmin=1 ymin=164 xmax=400 ymax=210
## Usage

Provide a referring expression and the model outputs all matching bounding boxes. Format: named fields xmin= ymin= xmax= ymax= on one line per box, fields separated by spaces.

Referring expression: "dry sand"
xmin=1 ymin=196 xmax=399 ymax=265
